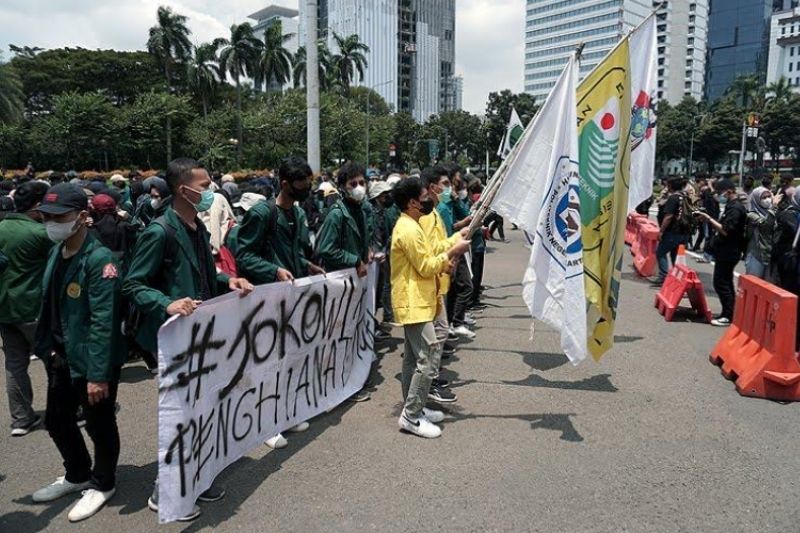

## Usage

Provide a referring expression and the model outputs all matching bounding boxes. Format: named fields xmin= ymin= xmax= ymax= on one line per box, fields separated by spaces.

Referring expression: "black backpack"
xmin=674 ymin=193 xmax=698 ymax=234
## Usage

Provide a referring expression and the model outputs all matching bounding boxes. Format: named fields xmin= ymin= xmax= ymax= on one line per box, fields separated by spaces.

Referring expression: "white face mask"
xmin=150 ymin=198 xmax=162 ymax=210
xmin=760 ymin=197 xmax=773 ymax=209
xmin=458 ymin=189 xmax=468 ymax=200
xmin=349 ymin=185 xmax=366 ymax=203
xmin=44 ymin=219 xmax=79 ymax=243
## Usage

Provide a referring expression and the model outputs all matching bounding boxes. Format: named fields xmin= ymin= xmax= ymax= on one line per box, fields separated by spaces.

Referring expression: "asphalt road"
xmin=0 ymin=230 xmax=797 ymax=533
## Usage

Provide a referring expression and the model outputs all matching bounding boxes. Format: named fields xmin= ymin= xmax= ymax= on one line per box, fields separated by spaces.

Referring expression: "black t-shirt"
xmin=49 ymin=253 xmax=75 ymax=352
xmin=713 ymin=199 xmax=748 ymax=262
xmin=658 ymin=193 xmax=683 ymax=233
xmin=183 ymin=221 xmax=213 ymax=301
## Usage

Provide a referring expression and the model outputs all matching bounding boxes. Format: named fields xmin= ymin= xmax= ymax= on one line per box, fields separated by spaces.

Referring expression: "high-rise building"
xmin=704 ymin=0 xmax=788 ymax=101
xmin=766 ymin=5 xmax=800 ymax=92
xmin=248 ymin=5 xmax=301 ymax=92
xmin=523 ymin=0 xmax=652 ymax=101
xmin=452 ymin=75 xmax=464 ymax=111
xmin=297 ymin=0 xmax=456 ymax=121
xmin=654 ymin=1 xmax=708 ymax=103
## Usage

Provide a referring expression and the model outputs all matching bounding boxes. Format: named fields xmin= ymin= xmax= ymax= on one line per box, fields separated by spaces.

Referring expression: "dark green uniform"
xmin=122 ymin=207 xmax=231 ymax=354
xmin=316 ymin=199 xmax=370 ymax=271
xmin=35 ymin=235 xmax=126 ymax=382
xmin=0 ymin=213 xmax=53 ymax=323
xmin=235 ymin=201 xmax=312 ymax=282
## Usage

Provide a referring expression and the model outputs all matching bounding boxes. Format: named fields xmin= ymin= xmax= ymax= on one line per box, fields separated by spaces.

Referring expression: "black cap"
xmin=714 ymin=178 xmax=736 ymax=193
xmin=35 ymin=183 xmax=88 ymax=215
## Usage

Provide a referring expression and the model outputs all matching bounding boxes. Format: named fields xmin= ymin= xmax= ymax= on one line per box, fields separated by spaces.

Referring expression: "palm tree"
xmin=217 ymin=23 xmax=261 ymax=163
xmin=0 ymin=63 xmax=24 ymax=123
xmin=292 ymin=41 xmax=332 ymax=89
xmin=766 ymin=77 xmax=793 ymax=104
xmin=147 ymin=5 xmax=192 ymax=162
xmin=255 ymin=24 xmax=294 ymax=92
xmin=187 ymin=43 xmax=222 ymax=118
xmin=725 ymin=74 xmax=760 ymax=109
xmin=330 ymin=33 xmax=370 ymax=92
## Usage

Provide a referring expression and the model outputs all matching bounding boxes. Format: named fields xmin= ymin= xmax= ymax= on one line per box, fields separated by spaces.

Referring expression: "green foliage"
xmin=0 ymin=60 xmax=25 ymax=123
xmin=761 ymin=93 xmax=800 ymax=171
xmin=330 ymin=33 xmax=370 ymax=92
xmin=484 ymin=90 xmax=539 ymax=163
xmin=255 ymin=23 xmax=294 ymax=91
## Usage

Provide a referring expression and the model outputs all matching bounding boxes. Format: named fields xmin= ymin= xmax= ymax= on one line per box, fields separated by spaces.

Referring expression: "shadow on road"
xmin=502 ymin=373 xmax=618 ymax=393
xmin=1 ymin=496 xmax=74 ymax=533
xmin=446 ymin=411 xmax=584 ymax=442
xmin=613 ymin=335 xmax=644 ymax=343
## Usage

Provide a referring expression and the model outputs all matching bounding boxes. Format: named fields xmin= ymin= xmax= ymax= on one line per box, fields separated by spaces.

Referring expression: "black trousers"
xmin=712 ymin=259 xmax=738 ymax=320
xmin=470 ymin=251 xmax=485 ymax=305
xmin=45 ymin=356 xmax=121 ymax=491
xmin=446 ymin=256 xmax=473 ymax=327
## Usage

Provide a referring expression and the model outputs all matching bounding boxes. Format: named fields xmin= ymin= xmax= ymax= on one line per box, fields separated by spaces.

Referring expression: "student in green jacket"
xmin=122 ymin=158 xmax=253 ymax=522
xmin=0 ymin=181 xmax=51 ymax=436
xmin=30 ymin=184 xmax=126 ymax=523
xmin=316 ymin=161 xmax=373 ymax=401
xmin=236 ymin=156 xmax=325 ymax=284
xmin=316 ymin=161 xmax=370 ymax=277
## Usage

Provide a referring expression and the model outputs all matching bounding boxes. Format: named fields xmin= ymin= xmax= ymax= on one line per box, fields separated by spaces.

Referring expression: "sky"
xmin=0 ymin=0 xmax=524 ymax=115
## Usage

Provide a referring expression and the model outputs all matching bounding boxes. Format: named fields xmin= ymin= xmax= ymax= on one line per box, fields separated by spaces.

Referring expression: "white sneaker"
xmin=463 ymin=316 xmax=476 ymax=326
xmin=11 ymin=415 xmax=41 ymax=437
xmin=422 ymin=407 xmax=445 ymax=424
xmin=286 ymin=421 xmax=309 ymax=433
xmin=265 ymin=433 xmax=288 ymax=449
xmin=32 ymin=476 xmax=91 ymax=503
xmin=398 ymin=410 xmax=442 ymax=438
xmin=147 ymin=497 xmax=201 ymax=522
xmin=452 ymin=325 xmax=476 ymax=339
xmin=68 ymin=488 xmax=115 ymax=522
xmin=711 ymin=317 xmax=731 ymax=327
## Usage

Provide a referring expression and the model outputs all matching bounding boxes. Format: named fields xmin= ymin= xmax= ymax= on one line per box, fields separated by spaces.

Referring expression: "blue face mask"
xmin=716 ymin=193 xmax=728 ymax=206
xmin=440 ymin=186 xmax=452 ymax=203
xmin=185 ymin=186 xmax=215 ymax=212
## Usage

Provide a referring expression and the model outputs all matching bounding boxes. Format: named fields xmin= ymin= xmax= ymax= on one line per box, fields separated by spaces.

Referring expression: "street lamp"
xmin=687 ymin=113 xmax=707 ymax=177
xmin=366 ymin=80 xmax=393 ymax=167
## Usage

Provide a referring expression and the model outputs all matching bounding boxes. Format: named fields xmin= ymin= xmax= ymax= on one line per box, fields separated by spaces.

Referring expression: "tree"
xmin=392 ymin=112 xmax=420 ymax=170
xmin=693 ymin=97 xmax=743 ymax=169
xmin=655 ymin=97 xmax=703 ymax=165
xmin=0 ymin=61 xmax=24 ymax=123
xmin=292 ymin=41 xmax=332 ymax=89
xmin=147 ymin=5 xmax=192 ymax=162
xmin=766 ymin=77 xmax=793 ymax=105
xmin=186 ymin=43 xmax=222 ymax=118
xmin=218 ymin=22 xmax=261 ymax=163
xmin=115 ymin=92 xmax=191 ymax=169
xmin=484 ymin=90 xmax=539 ymax=163
xmin=725 ymin=74 xmax=759 ymax=109
xmin=761 ymin=93 xmax=800 ymax=172
xmin=421 ymin=111 xmax=485 ymax=165
xmin=255 ymin=23 xmax=294 ymax=92
xmin=330 ymin=33 xmax=370 ymax=92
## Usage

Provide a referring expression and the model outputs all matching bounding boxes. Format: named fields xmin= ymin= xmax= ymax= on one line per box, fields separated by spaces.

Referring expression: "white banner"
xmin=156 ymin=266 xmax=377 ymax=523
xmin=628 ymin=15 xmax=658 ymax=211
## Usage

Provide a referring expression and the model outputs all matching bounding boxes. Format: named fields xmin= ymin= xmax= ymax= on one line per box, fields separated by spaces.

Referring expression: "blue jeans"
xmin=656 ymin=232 xmax=688 ymax=281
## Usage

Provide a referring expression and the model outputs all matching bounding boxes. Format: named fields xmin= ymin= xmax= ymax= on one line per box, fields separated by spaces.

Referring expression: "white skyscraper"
xmin=767 ymin=6 xmax=800 ymax=92
xmin=654 ymin=0 xmax=708 ymax=103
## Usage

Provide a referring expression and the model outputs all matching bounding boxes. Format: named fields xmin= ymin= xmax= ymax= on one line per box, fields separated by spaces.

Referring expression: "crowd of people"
xmin=650 ymin=174 xmax=799 ymax=329
xmin=0 ymin=157 xmax=496 ymax=522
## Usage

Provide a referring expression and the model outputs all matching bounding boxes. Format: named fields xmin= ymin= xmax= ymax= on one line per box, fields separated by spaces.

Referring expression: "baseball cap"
xmin=90 ymin=193 xmax=117 ymax=215
xmin=109 ymin=173 xmax=128 ymax=185
xmin=369 ymin=181 xmax=392 ymax=200
xmin=35 ymin=183 xmax=89 ymax=215
xmin=234 ymin=192 xmax=266 ymax=212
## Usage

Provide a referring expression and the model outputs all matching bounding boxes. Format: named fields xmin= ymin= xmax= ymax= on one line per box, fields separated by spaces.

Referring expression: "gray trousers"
xmin=0 ymin=322 xmax=40 ymax=429
xmin=401 ymin=319 xmax=442 ymax=417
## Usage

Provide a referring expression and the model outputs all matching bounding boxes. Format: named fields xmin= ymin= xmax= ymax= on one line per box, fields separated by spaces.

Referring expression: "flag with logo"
xmin=489 ymin=55 xmax=586 ymax=363
xmin=577 ymin=39 xmax=632 ymax=360
xmin=628 ymin=15 xmax=658 ymax=211
xmin=497 ymin=106 xmax=524 ymax=160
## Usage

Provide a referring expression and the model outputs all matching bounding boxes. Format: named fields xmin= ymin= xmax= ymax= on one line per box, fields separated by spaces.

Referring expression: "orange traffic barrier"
xmin=632 ymin=221 xmax=659 ymax=278
xmin=710 ymin=275 xmax=800 ymax=401
xmin=654 ymin=264 xmax=712 ymax=322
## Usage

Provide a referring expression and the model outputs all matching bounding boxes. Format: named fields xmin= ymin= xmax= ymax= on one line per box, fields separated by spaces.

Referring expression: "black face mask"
xmin=419 ymin=199 xmax=434 ymax=215
xmin=290 ymin=186 xmax=310 ymax=202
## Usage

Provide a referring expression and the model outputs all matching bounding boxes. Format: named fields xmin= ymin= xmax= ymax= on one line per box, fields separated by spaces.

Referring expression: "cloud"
xmin=1 ymin=0 xmax=524 ymax=115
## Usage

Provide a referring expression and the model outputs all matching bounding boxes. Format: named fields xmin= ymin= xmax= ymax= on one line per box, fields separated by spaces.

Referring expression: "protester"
xmin=30 ymin=184 xmax=125 ymax=522
xmin=695 ymin=178 xmax=747 ymax=327
xmin=199 ymin=187 xmax=236 ymax=257
xmin=89 ymin=194 xmax=137 ymax=265
xmin=390 ymin=177 xmax=471 ymax=438
xmin=227 ymin=192 xmax=266 ymax=254
xmin=691 ymin=177 xmax=719 ymax=258
xmin=0 ymin=181 xmax=51 ymax=436
xmin=773 ymin=188 xmax=800 ymax=347
xmin=653 ymin=177 xmax=693 ymax=286
xmin=744 ymin=187 xmax=779 ymax=279
xmin=122 ymin=158 xmax=253 ymax=521
xmin=465 ymin=177 xmax=487 ymax=309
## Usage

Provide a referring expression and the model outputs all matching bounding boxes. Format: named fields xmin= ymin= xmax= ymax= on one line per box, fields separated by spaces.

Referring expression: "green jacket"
xmin=0 ymin=214 xmax=53 ymax=323
xmin=122 ymin=208 xmax=231 ymax=354
xmin=316 ymin=199 xmax=370 ymax=271
xmin=235 ymin=201 xmax=312 ymax=282
xmin=35 ymin=234 xmax=126 ymax=381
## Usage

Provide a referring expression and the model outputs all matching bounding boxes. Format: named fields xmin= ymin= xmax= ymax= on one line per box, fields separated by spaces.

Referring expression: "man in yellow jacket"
xmin=390 ymin=178 xmax=470 ymax=438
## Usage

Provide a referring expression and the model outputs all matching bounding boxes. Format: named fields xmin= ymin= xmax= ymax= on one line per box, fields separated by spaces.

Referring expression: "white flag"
xmin=498 ymin=106 xmax=524 ymax=160
xmin=490 ymin=55 xmax=587 ymax=364
xmin=628 ymin=15 xmax=658 ymax=211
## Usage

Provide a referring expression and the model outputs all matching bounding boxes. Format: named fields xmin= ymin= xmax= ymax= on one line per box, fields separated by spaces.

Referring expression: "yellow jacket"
xmin=419 ymin=209 xmax=459 ymax=296
xmin=391 ymin=213 xmax=451 ymax=325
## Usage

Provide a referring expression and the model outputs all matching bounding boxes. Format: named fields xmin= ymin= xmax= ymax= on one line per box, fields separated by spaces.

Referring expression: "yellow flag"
xmin=576 ymin=39 xmax=631 ymax=360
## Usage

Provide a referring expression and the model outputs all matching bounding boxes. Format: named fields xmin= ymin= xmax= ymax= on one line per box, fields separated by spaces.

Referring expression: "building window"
xmin=689 ymin=3 xmax=696 ymax=12
xmin=783 ymin=26 xmax=786 ymax=36
xmin=685 ymin=81 xmax=692 ymax=89
xmin=791 ymin=47 xmax=795 ymax=57
xmin=791 ymin=62 xmax=794 ymax=72
xmin=658 ymin=68 xmax=665 ymax=76
xmin=686 ymin=59 xmax=693 ymax=68
xmin=658 ymin=80 xmax=664 ymax=88
xmin=796 ymin=76 xmax=800 ymax=85
xmin=688 ymin=26 xmax=694 ymax=35
xmin=689 ymin=15 xmax=695 ymax=23
xmin=686 ymin=70 xmax=692 ymax=78
xmin=688 ymin=37 xmax=694 ymax=45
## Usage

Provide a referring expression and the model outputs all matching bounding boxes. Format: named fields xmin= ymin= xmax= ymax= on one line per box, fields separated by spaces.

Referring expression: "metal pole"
xmin=688 ymin=131 xmax=694 ymax=176
xmin=306 ymin=0 xmax=321 ymax=172
xmin=738 ymin=119 xmax=747 ymax=179
xmin=366 ymin=90 xmax=370 ymax=166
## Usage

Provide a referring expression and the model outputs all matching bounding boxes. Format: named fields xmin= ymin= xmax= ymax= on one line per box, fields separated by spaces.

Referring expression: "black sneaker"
xmin=197 ymin=483 xmax=226 ymax=502
xmin=428 ymin=385 xmax=457 ymax=403
xmin=432 ymin=378 xmax=449 ymax=389
xmin=348 ymin=389 xmax=371 ymax=402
